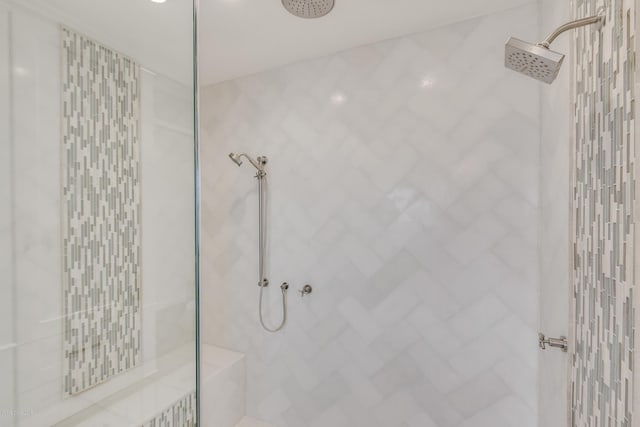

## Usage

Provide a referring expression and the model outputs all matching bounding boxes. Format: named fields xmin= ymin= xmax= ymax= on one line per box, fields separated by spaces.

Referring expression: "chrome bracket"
xmin=538 ymin=333 xmax=568 ymax=352
xmin=259 ymin=278 xmax=269 ymax=288
xmin=253 ymin=156 xmax=268 ymax=179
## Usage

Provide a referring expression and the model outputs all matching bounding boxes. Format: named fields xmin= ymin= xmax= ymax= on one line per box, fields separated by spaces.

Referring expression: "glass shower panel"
xmin=0 ymin=1 xmax=197 ymax=426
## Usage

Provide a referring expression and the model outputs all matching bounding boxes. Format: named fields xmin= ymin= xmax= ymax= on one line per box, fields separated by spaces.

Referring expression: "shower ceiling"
xmin=11 ymin=0 xmax=193 ymax=84
xmin=13 ymin=0 xmax=532 ymax=86
xmin=201 ymin=0 xmax=532 ymax=84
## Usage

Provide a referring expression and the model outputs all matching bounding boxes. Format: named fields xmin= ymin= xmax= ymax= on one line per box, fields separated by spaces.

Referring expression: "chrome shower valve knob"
xmin=298 ymin=284 xmax=312 ymax=298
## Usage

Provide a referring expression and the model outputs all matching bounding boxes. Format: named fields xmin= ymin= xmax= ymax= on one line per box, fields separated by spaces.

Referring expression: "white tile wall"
xmin=0 ymin=4 xmax=14 ymax=427
xmin=235 ymin=417 xmax=275 ymax=427
xmin=200 ymin=346 xmax=246 ymax=427
xmin=1 ymin=3 xmax=196 ymax=424
xmin=11 ymin=8 xmax=62 ymax=419
xmin=140 ymin=70 xmax=197 ymax=361
xmin=201 ymin=4 xmax=541 ymax=426
xmin=538 ymin=1 xmax=571 ymax=426
xmin=0 ymin=3 xmax=10 ymax=348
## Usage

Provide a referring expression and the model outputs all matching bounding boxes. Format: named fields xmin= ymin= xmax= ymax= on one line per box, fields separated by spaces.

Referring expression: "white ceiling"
xmin=7 ymin=0 xmax=533 ymax=86
xmin=199 ymin=0 xmax=533 ymax=85
xmin=11 ymin=0 xmax=194 ymax=84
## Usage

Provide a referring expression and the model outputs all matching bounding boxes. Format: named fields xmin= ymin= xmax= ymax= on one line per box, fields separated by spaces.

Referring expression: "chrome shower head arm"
xmin=539 ymin=8 xmax=605 ymax=48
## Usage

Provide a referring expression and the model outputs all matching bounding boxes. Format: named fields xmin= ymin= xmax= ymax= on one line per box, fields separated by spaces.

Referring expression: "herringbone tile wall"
xmin=201 ymin=4 xmax=541 ymax=426
xmin=539 ymin=0 xmax=571 ymax=426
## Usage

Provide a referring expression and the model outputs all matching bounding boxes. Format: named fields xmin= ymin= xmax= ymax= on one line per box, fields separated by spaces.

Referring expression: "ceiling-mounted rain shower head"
xmin=282 ymin=0 xmax=335 ymax=19
xmin=505 ymin=8 xmax=605 ymax=84
xmin=505 ymin=38 xmax=565 ymax=84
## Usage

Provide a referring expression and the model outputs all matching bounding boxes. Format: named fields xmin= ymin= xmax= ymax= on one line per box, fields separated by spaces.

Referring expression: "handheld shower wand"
xmin=229 ymin=152 xmax=288 ymax=333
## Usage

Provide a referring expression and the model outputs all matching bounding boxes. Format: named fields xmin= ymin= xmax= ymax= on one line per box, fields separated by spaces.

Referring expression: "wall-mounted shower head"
xmin=505 ymin=9 xmax=605 ymax=84
xmin=505 ymin=38 xmax=565 ymax=84
xmin=282 ymin=0 xmax=334 ymax=19
xmin=229 ymin=153 xmax=243 ymax=167
xmin=228 ymin=153 xmax=268 ymax=176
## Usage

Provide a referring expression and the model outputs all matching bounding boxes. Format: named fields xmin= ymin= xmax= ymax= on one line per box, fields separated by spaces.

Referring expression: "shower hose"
xmin=257 ymin=173 xmax=287 ymax=332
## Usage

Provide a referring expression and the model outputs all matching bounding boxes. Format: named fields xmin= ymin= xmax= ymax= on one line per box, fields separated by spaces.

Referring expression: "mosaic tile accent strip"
xmin=139 ymin=392 xmax=196 ymax=427
xmin=571 ymin=0 xmax=638 ymax=425
xmin=61 ymin=27 xmax=142 ymax=396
